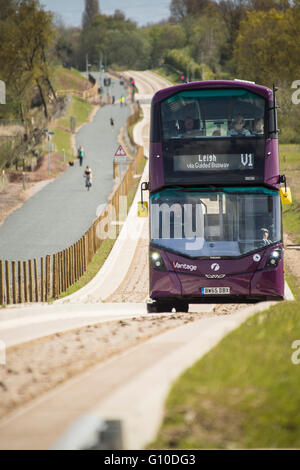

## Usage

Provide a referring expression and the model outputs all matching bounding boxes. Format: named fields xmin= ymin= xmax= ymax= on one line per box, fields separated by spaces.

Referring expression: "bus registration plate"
xmin=201 ymin=287 xmax=230 ymax=295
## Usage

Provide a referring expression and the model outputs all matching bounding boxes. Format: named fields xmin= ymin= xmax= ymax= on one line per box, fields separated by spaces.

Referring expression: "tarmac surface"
xmin=0 ymin=73 xmax=130 ymax=261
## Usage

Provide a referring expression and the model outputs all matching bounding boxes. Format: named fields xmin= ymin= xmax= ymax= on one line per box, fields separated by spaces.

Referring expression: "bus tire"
xmin=175 ymin=302 xmax=189 ymax=313
xmin=147 ymin=301 xmax=172 ymax=313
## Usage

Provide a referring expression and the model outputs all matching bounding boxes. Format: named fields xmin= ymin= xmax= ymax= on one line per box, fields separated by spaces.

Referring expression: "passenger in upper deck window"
xmin=228 ymin=115 xmax=251 ymax=137
xmin=181 ymin=116 xmax=199 ymax=136
xmin=252 ymin=117 xmax=264 ymax=135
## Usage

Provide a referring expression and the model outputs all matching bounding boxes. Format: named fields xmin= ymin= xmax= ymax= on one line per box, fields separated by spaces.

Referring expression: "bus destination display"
xmin=173 ymin=153 xmax=254 ymax=172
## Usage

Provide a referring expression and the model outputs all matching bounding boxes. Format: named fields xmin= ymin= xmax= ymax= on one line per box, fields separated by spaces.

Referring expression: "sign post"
xmin=113 ymin=145 xmax=130 ymax=196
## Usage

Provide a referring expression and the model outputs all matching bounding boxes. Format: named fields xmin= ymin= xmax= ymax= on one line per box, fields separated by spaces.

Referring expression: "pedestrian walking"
xmin=77 ymin=145 xmax=84 ymax=167
xmin=110 ymin=117 xmax=115 ymax=129
xmin=112 ymin=95 xmax=115 ymax=104
xmin=120 ymin=96 xmax=124 ymax=107
xmin=83 ymin=165 xmax=92 ymax=191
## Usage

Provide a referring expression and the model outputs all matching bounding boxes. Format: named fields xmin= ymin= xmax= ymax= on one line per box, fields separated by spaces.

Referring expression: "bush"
xmin=163 ymin=48 xmax=215 ymax=81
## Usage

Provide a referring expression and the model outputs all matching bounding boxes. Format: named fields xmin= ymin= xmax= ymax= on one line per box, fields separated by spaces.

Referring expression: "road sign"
xmin=113 ymin=155 xmax=130 ymax=164
xmin=114 ymin=145 xmax=127 ymax=157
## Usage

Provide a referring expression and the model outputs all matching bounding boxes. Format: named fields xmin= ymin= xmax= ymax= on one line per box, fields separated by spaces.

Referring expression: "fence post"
xmin=83 ymin=235 xmax=88 ymax=272
xmin=46 ymin=255 xmax=50 ymax=301
xmin=28 ymin=260 xmax=33 ymax=302
xmin=52 ymin=254 xmax=57 ymax=299
xmin=75 ymin=243 xmax=78 ymax=282
xmin=41 ymin=258 xmax=44 ymax=302
xmin=78 ymin=239 xmax=82 ymax=278
xmin=66 ymin=248 xmax=70 ymax=290
xmin=18 ymin=261 xmax=23 ymax=304
xmin=34 ymin=259 xmax=39 ymax=302
xmin=57 ymin=253 xmax=61 ymax=296
xmin=5 ymin=260 xmax=10 ymax=305
xmin=70 ymin=246 xmax=74 ymax=285
xmin=23 ymin=261 xmax=28 ymax=303
xmin=12 ymin=261 xmax=17 ymax=304
xmin=0 ymin=261 xmax=4 ymax=305
xmin=62 ymin=250 xmax=66 ymax=293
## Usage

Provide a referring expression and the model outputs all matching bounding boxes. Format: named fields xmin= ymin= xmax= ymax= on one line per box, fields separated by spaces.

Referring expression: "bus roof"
xmin=152 ymin=80 xmax=273 ymax=105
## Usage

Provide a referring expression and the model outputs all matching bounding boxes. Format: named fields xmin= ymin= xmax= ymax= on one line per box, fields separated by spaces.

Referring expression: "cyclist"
xmin=83 ymin=165 xmax=92 ymax=191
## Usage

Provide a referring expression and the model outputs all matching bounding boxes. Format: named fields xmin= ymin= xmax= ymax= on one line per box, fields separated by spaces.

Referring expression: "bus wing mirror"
xmin=138 ymin=201 xmax=148 ymax=217
xmin=280 ymin=187 xmax=292 ymax=205
xmin=138 ymin=181 xmax=149 ymax=217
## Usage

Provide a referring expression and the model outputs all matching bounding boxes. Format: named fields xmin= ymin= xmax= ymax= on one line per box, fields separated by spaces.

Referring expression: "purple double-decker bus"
xmin=146 ymin=80 xmax=285 ymax=313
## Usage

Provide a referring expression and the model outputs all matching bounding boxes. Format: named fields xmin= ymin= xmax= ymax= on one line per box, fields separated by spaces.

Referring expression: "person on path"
xmin=77 ymin=145 xmax=84 ymax=167
xmin=83 ymin=165 xmax=92 ymax=191
xmin=110 ymin=117 xmax=115 ymax=129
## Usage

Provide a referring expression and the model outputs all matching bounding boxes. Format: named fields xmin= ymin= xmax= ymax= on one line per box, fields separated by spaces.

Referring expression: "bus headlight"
xmin=265 ymin=248 xmax=282 ymax=269
xmin=150 ymin=251 xmax=166 ymax=270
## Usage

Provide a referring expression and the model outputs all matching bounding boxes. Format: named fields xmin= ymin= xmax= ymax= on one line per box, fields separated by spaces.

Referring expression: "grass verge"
xmin=148 ymin=144 xmax=300 ymax=449
xmin=280 ymin=144 xmax=300 ymax=242
xmin=58 ymin=235 xmax=120 ymax=299
xmin=49 ymin=95 xmax=94 ymax=160
xmin=153 ymin=67 xmax=179 ymax=85
xmin=149 ymin=274 xmax=300 ymax=449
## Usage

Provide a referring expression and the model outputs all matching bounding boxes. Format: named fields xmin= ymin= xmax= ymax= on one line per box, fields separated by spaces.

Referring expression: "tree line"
xmin=1 ymin=0 xmax=300 ymax=141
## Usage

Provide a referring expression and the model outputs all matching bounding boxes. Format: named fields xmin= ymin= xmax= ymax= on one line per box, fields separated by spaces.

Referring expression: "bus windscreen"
xmin=159 ymin=88 xmax=266 ymax=184
xmin=161 ymin=88 xmax=266 ymax=140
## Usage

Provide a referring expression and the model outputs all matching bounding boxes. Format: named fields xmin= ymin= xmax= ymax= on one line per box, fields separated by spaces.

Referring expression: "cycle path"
xmin=0 ymin=75 xmax=130 ymax=261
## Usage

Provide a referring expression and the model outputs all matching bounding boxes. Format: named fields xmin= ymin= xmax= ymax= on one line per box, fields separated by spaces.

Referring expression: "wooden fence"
xmin=0 ymin=142 xmax=145 ymax=305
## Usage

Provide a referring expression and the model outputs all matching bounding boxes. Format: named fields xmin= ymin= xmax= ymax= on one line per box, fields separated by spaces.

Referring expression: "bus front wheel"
xmin=174 ymin=301 xmax=189 ymax=313
xmin=147 ymin=301 xmax=172 ymax=313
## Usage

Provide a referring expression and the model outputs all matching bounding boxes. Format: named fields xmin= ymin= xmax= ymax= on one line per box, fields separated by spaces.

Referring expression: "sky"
xmin=40 ymin=0 xmax=171 ymax=27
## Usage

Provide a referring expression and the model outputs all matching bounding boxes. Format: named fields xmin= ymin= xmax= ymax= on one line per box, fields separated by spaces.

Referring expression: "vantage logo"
xmin=173 ymin=261 xmax=197 ymax=272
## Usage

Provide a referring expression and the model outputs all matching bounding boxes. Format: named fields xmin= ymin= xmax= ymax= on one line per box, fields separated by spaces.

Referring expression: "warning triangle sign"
xmin=114 ymin=145 xmax=127 ymax=157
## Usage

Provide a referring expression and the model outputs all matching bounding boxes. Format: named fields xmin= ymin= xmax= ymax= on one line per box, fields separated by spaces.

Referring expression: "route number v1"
xmin=241 ymin=153 xmax=254 ymax=167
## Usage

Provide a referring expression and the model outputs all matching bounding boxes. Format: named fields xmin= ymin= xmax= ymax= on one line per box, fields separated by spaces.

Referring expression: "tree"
xmin=82 ymin=0 xmax=100 ymax=29
xmin=233 ymin=8 xmax=300 ymax=86
xmin=0 ymin=0 xmax=56 ymax=120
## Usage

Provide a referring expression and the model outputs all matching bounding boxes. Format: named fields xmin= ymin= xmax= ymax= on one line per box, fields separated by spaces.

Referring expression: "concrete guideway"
xmin=0 ymin=303 xmax=148 ymax=347
xmin=0 ymin=302 xmax=274 ymax=450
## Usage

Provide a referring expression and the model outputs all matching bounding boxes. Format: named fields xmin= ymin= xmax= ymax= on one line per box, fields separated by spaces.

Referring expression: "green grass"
xmin=49 ymin=96 xmax=93 ymax=161
xmin=57 ymin=95 xmax=93 ymax=130
xmin=279 ymin=144 xmax=300 ymax=242
xmin=58 ymin=236 xmax=119 ymax=299
xmin=52 ymin=66 xmax=87 ymax=93
xmin=152 ymin=67 xmax=179 ymax=85
xmin=49 ymin=127 xmax=73 ymax=157
xmin=150 ymin=282 xmax=300 ymax=449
